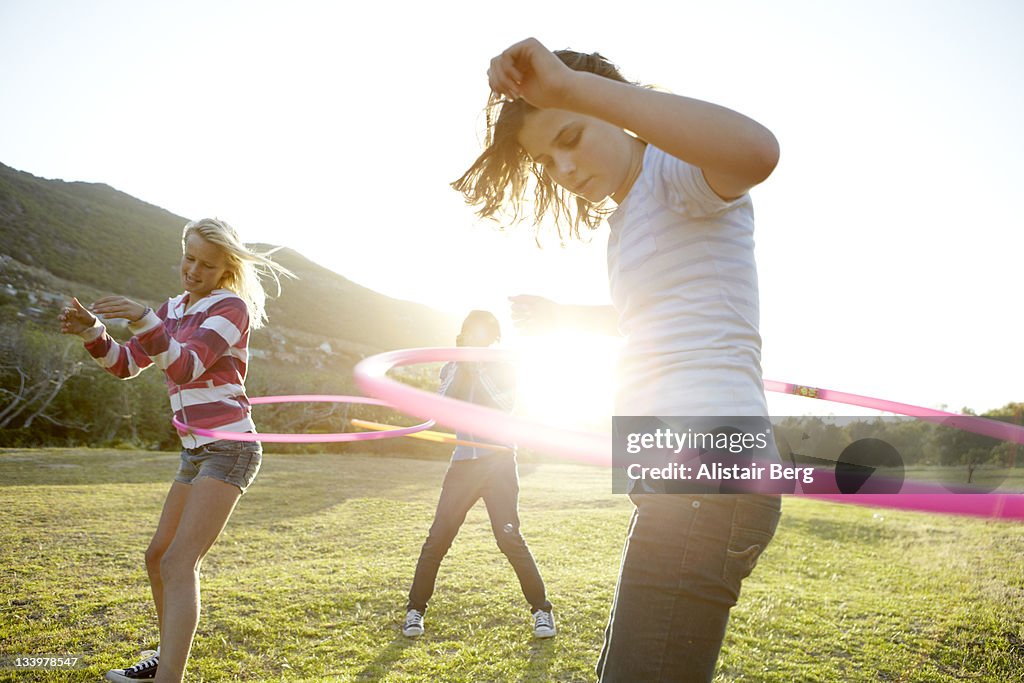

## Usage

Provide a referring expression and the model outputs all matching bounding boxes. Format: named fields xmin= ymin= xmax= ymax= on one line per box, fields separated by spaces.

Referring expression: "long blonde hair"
xmin=182 ymin=218 xmax=294 ymax=329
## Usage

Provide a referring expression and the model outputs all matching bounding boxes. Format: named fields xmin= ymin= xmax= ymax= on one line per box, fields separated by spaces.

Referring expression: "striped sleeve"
xmin=132 ymin=297 xmax=249 ymax=384
xmin=82 ymin=309 xmax=161 ymax=380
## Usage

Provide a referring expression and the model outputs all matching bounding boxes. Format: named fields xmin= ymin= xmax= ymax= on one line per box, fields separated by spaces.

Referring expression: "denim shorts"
xmin=175 ymin=439 xmax=262 ymax=494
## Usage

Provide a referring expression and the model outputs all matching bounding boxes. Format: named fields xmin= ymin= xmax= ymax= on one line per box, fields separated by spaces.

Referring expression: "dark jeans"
xmin=407 ymin=452 xmax=552 ymax=613
xmin=596 ymin=493 xmax=782 ymax=683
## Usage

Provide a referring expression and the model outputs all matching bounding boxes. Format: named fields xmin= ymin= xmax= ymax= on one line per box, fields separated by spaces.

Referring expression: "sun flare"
xmin=511 ymin=332 xmax=621 ymax=433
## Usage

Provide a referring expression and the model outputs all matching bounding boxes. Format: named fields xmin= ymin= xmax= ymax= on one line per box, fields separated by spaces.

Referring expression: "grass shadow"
xmin=519 ymin=636 xmax=558 ymax=682
xmin=0 ymin=448 xmax=451 ymax=526
xmin=351 ymin=633 xmax=418 ymax=681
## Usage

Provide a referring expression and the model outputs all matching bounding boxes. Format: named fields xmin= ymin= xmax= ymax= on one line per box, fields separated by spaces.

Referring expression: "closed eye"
xmin=530 ymin=123 xmax=582 ymax=168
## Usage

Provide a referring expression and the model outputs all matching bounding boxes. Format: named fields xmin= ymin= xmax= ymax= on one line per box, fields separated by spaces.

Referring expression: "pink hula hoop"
xmin=354 ymin=348 xmax=1024 ymax=521
xmin=171 ymin=394 xmax=434 ymax=443
xmin=765 ymin=381 xmax=1024 ymax=445
xmin=355 ymin=348 xmax=611 ymax=465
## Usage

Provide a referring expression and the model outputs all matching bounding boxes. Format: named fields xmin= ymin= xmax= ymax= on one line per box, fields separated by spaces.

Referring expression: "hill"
xmin=0 ymin=161 xmax=458 ymax=352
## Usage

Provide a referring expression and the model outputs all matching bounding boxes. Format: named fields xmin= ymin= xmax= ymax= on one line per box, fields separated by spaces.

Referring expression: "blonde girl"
xmin=60 ymin=218 xmax=291 ymax=683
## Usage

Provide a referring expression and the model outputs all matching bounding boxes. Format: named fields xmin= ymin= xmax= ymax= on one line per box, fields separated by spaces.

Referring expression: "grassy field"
xmin=1 ymin=448 xmax=1022 ymax=682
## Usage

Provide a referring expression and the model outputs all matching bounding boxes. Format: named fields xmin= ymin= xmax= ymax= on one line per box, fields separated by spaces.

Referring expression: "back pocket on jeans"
xmin=722 ymin=523 xmax=777 ymax=591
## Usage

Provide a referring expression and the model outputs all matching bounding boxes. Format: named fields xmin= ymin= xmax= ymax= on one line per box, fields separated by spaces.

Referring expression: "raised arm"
xmin=61 ymin=297 xmax=154 ymax=379
xmin=489 ymin=38 xmax=779 ymax=199
xmin=509 ymin=295 xmax=619 ymax=336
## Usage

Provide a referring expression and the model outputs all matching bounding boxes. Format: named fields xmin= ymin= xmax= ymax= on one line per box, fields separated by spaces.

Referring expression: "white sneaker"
xmin=105 ymin=648 xmax=159 ymax=682
xmin=532 ymin=609 xmax=556 ymax=638
xmin=403 ymin=609 xmax=425 ymax=637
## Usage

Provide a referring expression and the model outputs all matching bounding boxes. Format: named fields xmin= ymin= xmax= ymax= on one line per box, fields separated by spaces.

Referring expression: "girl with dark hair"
xmin=454 ymin=38 xmax=782 ymax=682
xmin=401 ymin=310 xmax=555 ymax=640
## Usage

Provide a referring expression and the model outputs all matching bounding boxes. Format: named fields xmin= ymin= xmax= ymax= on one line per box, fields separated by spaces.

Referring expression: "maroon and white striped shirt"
xmin=82 ymin=289 xmax=254 ymax=448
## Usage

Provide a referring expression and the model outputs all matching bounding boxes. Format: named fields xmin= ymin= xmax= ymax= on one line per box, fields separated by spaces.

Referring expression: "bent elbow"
xmin=163 ymin=361 xmax=199 ymax=386
xmin=753 ymin=131 xmax=780 ymax=184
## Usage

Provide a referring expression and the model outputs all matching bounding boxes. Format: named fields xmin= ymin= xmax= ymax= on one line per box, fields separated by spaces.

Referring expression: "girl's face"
xmin=180 ymin=233 xmax=229 ymax=301
xmin=517 ymin=109 xmax=639 ymax=203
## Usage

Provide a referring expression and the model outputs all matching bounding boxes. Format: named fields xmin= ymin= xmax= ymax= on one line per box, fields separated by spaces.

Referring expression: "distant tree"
xmin=0 ymin=323 xmax=86 ymax=431
xmin=983 ymin=402 xmax=1023 ymax=470
xmin=850 ymin=416 xmax=937 ymax=465
xmin=962 ymin=446 xmax=992 ymax=484
xmin=931 ymin=406 xmax=1016 ymax=484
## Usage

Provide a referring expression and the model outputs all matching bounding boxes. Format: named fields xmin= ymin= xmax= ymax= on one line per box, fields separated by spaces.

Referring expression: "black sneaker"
xmin=532 ymin=609 xmax=556 ymax=638
xmin=105 ymin=649 xmax=159 ymax=682
xmin=402 ymin=609 xmax=425 ymax=637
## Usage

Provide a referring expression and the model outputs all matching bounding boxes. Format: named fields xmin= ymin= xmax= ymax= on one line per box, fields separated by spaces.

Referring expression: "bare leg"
xmin=153 ymin=478 xmax=241 ymax=683
xmin=145 ymin=481 xmax=191 ymax=636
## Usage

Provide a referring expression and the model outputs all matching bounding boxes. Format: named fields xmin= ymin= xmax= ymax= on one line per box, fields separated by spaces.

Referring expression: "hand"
xmin=508 ymin=294 xmax=560 ymax=334
xmin=90 ymin=296 xmax=148 ymax=323
xmin=59 ymin=297 xmax=98 ymax=335
xmin=488 ymin=37 xmax=576 ymax=110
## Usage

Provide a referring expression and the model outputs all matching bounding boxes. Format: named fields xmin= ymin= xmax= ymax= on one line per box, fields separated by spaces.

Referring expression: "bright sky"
xmin=2 ymin=0 xmax=1022 ymax=421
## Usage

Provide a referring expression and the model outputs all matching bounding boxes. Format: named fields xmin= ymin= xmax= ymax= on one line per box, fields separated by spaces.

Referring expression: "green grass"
xmin=900 ymin=465 xmax=1024 ymax=491
xmin=1 ymin=449 xmax=1022 ymax=682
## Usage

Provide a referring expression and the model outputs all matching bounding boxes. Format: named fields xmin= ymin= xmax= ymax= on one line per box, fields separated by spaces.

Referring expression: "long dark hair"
xmin=451 ymin=49 xmax=634 ymax=242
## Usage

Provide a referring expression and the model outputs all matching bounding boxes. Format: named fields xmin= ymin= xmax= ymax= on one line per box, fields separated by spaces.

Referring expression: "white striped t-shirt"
xmin=607 ymin=144 xmax=769 ymax=418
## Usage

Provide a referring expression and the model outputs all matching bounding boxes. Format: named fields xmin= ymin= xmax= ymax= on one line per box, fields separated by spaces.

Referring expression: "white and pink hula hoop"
xmin=172 ymin=394 xmax=434 ymax=443
xmin=354 ymin=347 xmax=1024 ymax=521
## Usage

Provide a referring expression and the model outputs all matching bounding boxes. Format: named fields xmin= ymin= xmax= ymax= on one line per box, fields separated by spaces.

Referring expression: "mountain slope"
xmin=0 ymin=162 xmax=457 ymax=351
